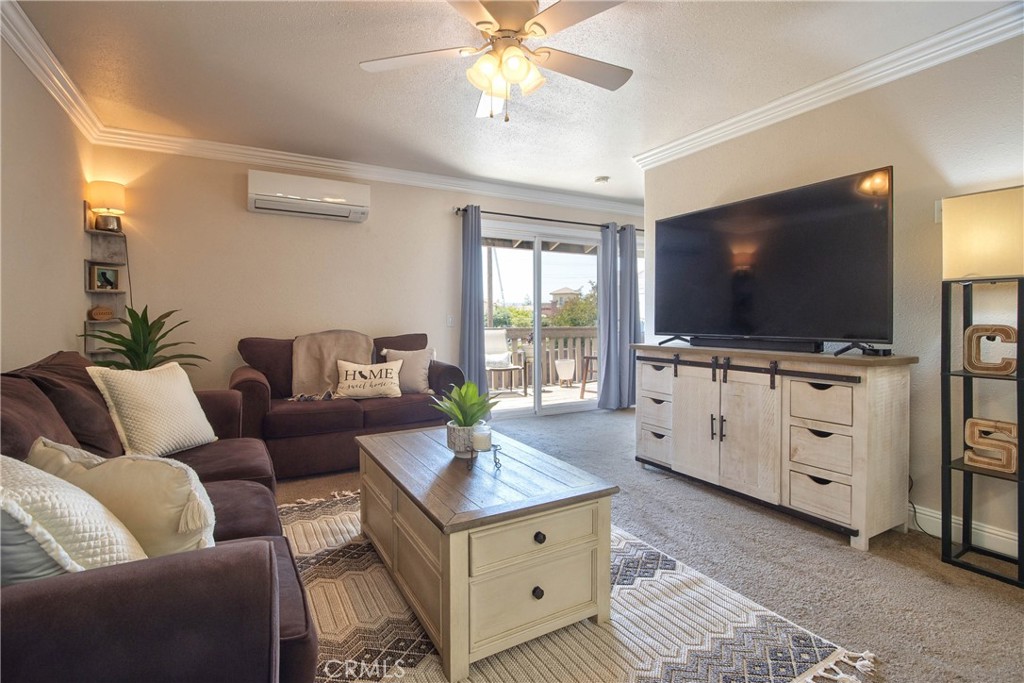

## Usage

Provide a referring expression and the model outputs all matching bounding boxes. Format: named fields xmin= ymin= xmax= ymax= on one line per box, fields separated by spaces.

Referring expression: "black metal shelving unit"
xmin=941 ymin=276 xmax=1023 ymax=587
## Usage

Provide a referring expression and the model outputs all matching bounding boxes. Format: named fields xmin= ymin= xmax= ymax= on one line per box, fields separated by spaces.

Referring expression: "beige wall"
xmin=644 ymin=38 xmax=1024 ymax=532
xmin=2 ymin=49 xmax=636 ymax=390
xmin=1 ymin=43 xmax=92 ymax=368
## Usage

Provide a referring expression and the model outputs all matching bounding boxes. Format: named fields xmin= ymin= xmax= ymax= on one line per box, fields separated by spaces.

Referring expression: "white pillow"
xmin=336 ymin=359 xmax=403 ymax=398
xmin=26 ymin=438 xmax=215 ymax=557
xmin=485 ymin=351 xmax=511 ymax=368
xmin=382 ymin=347 xmax=435 ymax=394
xmin=86 ymin=363 xmax=216 ymax=457
xmin=0 ymin=455 xmax=146 ymax=586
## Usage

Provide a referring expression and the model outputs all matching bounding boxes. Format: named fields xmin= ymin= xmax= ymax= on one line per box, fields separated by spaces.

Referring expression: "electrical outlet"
xmin=446 ymin=314 xmax=455 ymax=328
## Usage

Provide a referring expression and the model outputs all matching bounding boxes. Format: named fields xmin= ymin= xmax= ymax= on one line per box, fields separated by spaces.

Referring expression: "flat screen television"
xmin=654 ymin=167 xmax=893 ymax=353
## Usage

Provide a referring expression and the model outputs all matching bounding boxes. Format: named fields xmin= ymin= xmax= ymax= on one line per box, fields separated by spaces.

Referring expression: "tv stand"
xmin=834 ymin=342 xmax=892 ymax=357
xmin=687 ymin=337 xmax=824 ymax=354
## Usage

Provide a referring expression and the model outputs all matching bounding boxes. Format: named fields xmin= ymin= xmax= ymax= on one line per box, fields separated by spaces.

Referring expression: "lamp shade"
xmin=942 ymin=186 xmax=1023 ymax=279
xmin=87 ymin=181 xmax=126 ymax=215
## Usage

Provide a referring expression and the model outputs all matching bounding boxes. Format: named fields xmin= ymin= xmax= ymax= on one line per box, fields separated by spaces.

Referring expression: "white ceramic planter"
xmin=446 ymin=421 xmax=475 ymax=459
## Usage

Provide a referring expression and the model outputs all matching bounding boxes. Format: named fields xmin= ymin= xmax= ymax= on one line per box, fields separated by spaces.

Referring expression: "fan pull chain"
xmin=504 ymin=81 xmax=511 ymax=123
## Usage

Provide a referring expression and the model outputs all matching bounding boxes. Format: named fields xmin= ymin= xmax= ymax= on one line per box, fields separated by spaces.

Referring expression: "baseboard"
xmin=908 ymin=503 xmax=1019 ymax=557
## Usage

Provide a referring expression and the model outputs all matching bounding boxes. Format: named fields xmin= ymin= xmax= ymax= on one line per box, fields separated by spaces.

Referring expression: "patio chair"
xmin=484 ymin=329 xmax=525 ymax=397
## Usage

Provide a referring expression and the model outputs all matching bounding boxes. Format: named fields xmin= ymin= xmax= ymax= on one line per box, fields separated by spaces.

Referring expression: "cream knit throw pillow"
xmin=0 ymin=455 xmax=146 ymax=585
xmin=87 ymin=363 xmax=216 ymax=457
xmin=26 ymin=438 xmax=216 ymax=557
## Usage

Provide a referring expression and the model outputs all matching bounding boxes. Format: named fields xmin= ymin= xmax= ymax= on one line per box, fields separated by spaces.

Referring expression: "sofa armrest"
xmin=230 ymin=365 xmax=272 ymax=439
xmin=429 ymin=360 xmax=465 ymax=396
xmin=1 ymin=540 xmax=280 ymax=683
xmin=196 ymin=389 xmax=242 ymax=439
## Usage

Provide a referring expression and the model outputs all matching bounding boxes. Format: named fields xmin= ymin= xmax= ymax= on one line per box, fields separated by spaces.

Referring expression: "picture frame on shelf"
xmin=89 ymin=265 xmax=120 ymax=291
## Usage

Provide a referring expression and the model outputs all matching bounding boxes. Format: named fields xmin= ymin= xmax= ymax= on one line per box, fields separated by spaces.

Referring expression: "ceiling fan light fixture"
xmin=519 ymin=61 xmax=546 ymax=96
xmin=466 ymin=52 xmax=500 ymax=91
xmin=500 ymin=45 xmax=531 ymax=84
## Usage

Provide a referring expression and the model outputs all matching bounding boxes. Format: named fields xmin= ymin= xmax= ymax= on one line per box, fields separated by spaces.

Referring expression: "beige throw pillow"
xmin=0 ymin=455 xmax=146 ymax=586
xmin=26 ymin=438 xmax=216 ymax=557
xmin=336 ymin=359 xmax=403 ymax=398
xmin=86 ymin=363 xmax=216 ymax=457
xmin=382 ymin=347 xmax=435 ymax=394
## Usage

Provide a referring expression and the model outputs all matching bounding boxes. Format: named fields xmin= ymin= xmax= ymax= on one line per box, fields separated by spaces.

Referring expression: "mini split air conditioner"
xmin=247 ymin=170 xmax=370 ymax=222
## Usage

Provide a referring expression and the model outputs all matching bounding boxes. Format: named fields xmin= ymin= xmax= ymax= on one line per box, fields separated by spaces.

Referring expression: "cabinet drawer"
xmin=469 ymin=503 xmax=597 ymax=576
xmin=395 ymin=524 xmax=441 ymax=640
xmin=788 ymin=471 xmax=851 ymax=525
xmin=361 ymin=453 xmax=394 ymax=506
xmin=638 ymin=394 xmax=672 ymax=428
xmin=362 ymin=482 xmax=394 ymax=566
xmin=790 ymin=381 xmax=853 ymax=426
xmin=396 ymin=489 xmax=441 ymax=567
xmin=638 ymin=427 xmax=672 ymax=466
xmin=639 ymin=362 xmax=673 ymax=396
xmin=790 ymin=426 xmax=853 ymax=475
xmin=470 ymin=546 xmax=596 ymax=649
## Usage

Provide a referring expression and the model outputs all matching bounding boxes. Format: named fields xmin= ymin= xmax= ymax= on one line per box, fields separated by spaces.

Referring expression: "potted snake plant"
xmin=432 ymin=381 xmax=498 ymax=458
xmin=79 ymin=306 xmax=209 ymax=370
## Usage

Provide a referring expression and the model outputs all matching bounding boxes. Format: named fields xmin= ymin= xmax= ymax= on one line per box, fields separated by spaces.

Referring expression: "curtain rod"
xmin=453 ymin=207 xmax=643 ymax=232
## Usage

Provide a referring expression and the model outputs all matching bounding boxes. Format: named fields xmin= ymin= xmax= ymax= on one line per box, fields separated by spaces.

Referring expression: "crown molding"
xmin=634 ymin=3 xmax=1024 ymax=170
xmin=1 ymin=1 xmax=642 ymax=218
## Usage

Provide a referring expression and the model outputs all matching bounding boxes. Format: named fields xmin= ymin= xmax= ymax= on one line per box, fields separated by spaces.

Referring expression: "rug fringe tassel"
xmin=803 ymin=650 xmax=877 ymax=682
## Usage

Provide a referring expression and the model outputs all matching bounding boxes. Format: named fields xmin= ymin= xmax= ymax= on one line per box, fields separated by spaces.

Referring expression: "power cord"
xmin=908 ymin=475 xmax=938 ymax=539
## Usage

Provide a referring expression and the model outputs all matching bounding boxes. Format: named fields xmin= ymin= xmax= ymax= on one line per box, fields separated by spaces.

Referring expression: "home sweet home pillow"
xmin=26 ymin=438 xmax=215 ymax=557
xmin=336 ymin=359 xmax=403 ymax=398
xmin=86 ymin=363 xmax=216 ymax=457
xmin=0 ymin=455 xmax=146 ymax=586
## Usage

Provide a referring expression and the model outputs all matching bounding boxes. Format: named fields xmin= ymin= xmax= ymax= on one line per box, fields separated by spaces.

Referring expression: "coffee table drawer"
xmin=363 ymin=482 xmax=394 ymax=566
xmin=469 ymin=546 xmax=596 ymax=649
xmin=361 ymin=454 xmax=394 ymax=504
xmin=469 ymin=503 xmax=597 ymax=575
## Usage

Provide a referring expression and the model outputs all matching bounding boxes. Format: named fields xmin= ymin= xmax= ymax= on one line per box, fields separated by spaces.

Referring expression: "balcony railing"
xmin=487 ymin=326 xmax=598 ymax=391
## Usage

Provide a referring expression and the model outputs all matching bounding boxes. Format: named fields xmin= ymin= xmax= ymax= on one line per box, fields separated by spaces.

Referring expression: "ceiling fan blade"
xmin=448 ymin=1 xmax=499 ymax=32
xmin=360 ymin=47 xmax=474 ymax=73
xmin=475 ymin=91 xmax=506 ymax=118
xmin=533 ymin=48 xmax=632 ymax=90
xmin=524 ymin=0 xmax=623 ymax=37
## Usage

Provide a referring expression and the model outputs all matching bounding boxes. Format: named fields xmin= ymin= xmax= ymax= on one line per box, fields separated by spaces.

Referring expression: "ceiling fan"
xmin=359 ymin=1 xmax=633 ymax=121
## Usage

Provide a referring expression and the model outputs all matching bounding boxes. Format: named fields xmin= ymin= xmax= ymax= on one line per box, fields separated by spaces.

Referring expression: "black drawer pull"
xmin=650 ymin=398 xmax=666 ymax=405
xmin=808 ymin=382 xmax=833 ymax=391
xmin=533 ymin=531 xmax=546 ymax=544
xmin=651 ymin=432 xmax=666 ymax=440
xmin=532 ymin=586 xmax=545 ymax=600
xmin=809 ymin=475 xmax=832 ymax=486
xmin=808 ymin=429 xmax=833 ymax=438
xmin=651 ymin=365 xmax=666 ymax=372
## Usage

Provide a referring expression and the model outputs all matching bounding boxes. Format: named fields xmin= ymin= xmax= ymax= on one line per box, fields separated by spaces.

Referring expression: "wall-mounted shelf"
xmin=83 ymin=204 xmax=129 ymax=358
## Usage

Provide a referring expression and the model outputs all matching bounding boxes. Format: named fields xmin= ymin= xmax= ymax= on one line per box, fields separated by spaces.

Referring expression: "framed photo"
xmin=89 ymin=265 xmax=120 ymax=291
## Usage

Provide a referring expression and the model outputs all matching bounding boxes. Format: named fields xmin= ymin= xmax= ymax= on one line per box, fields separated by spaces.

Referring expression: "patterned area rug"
xmin=279 ymin=493 xmax=876 ymax=683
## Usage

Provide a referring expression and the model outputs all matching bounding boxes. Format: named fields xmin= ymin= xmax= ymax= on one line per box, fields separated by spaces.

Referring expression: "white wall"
xmin=644 ymin=38 xmax=1024 ymax=533
xmin=1 ymin=43 xmax=92 ymax=368
xmin=1 ymin=49 xmax=636 ymax=390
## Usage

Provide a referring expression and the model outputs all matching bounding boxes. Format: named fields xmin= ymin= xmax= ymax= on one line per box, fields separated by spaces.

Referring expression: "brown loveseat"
xmin=230 ymin=332 xmax=464 ymax=478
xmin=0 ymin=352 xmax=317 ymax=683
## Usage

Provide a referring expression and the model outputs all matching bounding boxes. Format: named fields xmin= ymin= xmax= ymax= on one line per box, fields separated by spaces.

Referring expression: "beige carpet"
xmin=276 ymin=410 xmax=1024 ymax=682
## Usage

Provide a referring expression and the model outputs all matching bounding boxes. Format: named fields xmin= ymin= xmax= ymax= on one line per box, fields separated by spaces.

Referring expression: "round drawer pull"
xmin=533 ymin=531 xmax=547 ymax=544
xmin=532 ymin=586 xmax=545 ymax=600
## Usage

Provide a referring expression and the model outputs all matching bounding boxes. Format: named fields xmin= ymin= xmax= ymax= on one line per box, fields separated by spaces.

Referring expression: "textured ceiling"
xmin=20 ymin=1 xmax=1006 ymax=203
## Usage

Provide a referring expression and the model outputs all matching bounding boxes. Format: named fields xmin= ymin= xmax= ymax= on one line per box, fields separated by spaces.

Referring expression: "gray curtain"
xmin=617 ymin=224 xmax=642 ymax=407
xmin=597 ymin=223 xmax=620 ymax=409
xmin=459 ymin=205 xmax=487 ymax=392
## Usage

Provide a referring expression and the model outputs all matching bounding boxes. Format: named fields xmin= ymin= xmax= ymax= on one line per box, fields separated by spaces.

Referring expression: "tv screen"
xmin=655 ymin=167 xmax=893 ymax=346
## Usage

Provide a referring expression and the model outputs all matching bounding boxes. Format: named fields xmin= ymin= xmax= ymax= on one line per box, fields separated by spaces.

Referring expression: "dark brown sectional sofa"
xmin=0 ymin=352 xmax=317 ymax=683
xmin=230 ymin=332 xmax=464 ymax=478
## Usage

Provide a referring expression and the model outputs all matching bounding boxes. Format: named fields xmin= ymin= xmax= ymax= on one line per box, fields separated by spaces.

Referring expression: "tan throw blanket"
xmin=291 ymin=329 xmax=373 ymax=396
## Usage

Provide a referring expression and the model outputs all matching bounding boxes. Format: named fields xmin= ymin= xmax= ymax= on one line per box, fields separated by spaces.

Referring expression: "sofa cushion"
xmin=336 ymin=359 xmax=403 ymax=399
xmin=204 ymin=481 xmax=282 ymax=541
xmin=237 ymin=337 xmax=295 ymax=400
xmin=264 ymin=398 xmax=363 ymax=439
xmin=270 ymin=535 xmax=319 ymax=683
xmin=9 ymin=352 xmax=123 ymax=457
xmin=172 ymin=438 xmax=277 ymax=492
xmin=359 ymin=393 xmax=444 ymax=428
xmin=87 ymin=364 xmax=217 ymax=457
xmin=381 ymin=347 xmax=435 ymax=394
xmin=26 ymin=438 xmax=216 ymax=558
xmin=373 ymin=333 xmax=427 ymax=362
xmin=0 ymin=455 xmax=147 ymax=585
xmin=0 ymin=376 xmax=80 ymax=460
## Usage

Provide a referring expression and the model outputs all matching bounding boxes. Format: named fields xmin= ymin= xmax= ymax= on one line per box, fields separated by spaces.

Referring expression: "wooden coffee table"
xmin=356 ymin=427 xmax=619 ymax=682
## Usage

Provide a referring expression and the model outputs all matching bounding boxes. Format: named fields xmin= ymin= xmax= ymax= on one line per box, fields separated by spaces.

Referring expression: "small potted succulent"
xmin=432 ymin=381 xmax=498 ymax=458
